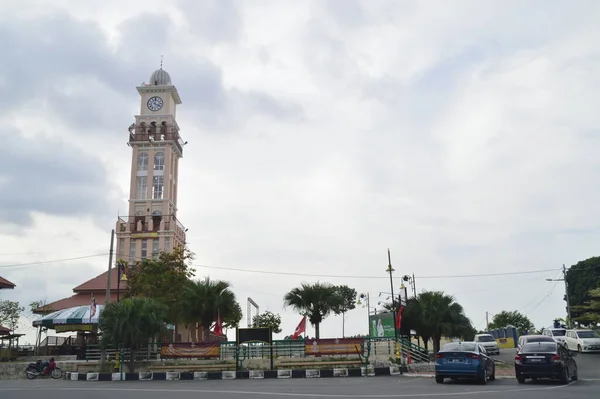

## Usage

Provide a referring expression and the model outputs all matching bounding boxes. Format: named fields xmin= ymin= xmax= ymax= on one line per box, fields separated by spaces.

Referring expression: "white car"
xmin=473 ymin=333 xmax=500 ymax=355
xmin=542 ymin=327 xmax=567 ymax=345
xmin=565 ymin=329 xmax=600 ymax=353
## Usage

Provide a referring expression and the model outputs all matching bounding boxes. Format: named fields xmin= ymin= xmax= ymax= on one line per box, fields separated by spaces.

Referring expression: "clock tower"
xmin=115 ymin=67 xmax=187 ymax=264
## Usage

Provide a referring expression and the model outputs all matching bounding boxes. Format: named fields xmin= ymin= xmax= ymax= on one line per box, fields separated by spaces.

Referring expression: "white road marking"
xmin=0 ymin=381 xmax=580 ymax=397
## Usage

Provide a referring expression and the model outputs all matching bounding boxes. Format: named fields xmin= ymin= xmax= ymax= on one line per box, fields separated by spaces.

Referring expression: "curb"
xmin=65 ymin=366 xmax=407 ymax=381
xmin=404 ymin=373 xmax=515 ymax=380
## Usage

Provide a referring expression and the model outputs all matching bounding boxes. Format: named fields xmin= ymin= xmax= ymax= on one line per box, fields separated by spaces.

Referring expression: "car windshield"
xmin=441 ymin=342 xmax=477 ymax=352
xmin=522 ymin=342 xmax=557 ymax=353
xmin=477 ymin=336 xmax=495 ymax=342
xmin=577 ymin=331 xmax=600 ymax=339
xmin=550 ymin=329 xmax=566 ymax=336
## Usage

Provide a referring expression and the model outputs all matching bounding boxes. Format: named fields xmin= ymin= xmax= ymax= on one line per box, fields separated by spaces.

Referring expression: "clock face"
xmin=147 ymin=96 xmax=164 ymax=112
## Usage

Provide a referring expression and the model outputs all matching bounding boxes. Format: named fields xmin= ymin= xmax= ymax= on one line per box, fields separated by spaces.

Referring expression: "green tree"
xmin=283 ymin=282 xmax=340 ymax=339
xmin=98 ymin=297 xmax=167 ymax=371
xmin=565 ymin=257 xmax=600 ymax=321
xmin=252 ymin=311 xmax=282 ymax=334
xmin=0 ymin=300 xmax=24 ymax=333
xmin=178 ymin=277 xmax=242 ymax=341
xmin=412 ymin=291 xmax=473 ymax=353
xmin=571 ymin=287 xmax=600 ymax=325
xmin=29 ymin=300 xmax=52 ymax=315
xmin=125 ymin=246 xmax=195 ymax=320
xmin=331 ymin=285 xmax=357 ymax=337
xmin=488 ymin=310 xmax=535 ymax=334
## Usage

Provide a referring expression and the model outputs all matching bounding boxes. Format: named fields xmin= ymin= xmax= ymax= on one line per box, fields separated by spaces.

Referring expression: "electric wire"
xmin=0 ymin=254 xmax=108 ymax=268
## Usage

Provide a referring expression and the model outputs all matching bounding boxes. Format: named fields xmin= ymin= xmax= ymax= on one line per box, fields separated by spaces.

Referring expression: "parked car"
xmin=517 ymin=335 xmax=556 ymax=352
xmin=564 ymin=329 xmax=600 ymax=353
xmin=474 ymin=334 xmax=500 ymax=355
xmin=514 ymin=341 xmax=578 ymax=384
xmin=542 ymin=327 xmax=567 ymax=345
xmin=434 ymin=341 xmax=496 ymax=384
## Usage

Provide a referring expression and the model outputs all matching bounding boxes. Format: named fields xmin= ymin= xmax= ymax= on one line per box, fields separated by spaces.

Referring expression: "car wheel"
xmin=560 ymin=367 xmax=569 ymax=385
xmin=516 ymin=374 xmax=525 ymax=384
xmin=577 ymin=345 xmax=582 ymax=354
xmin=435 ymin=375 xmax=444 ymax=384
xmin=489 ymin=365 xmax=496 ymax=381
xmin=571 ymin=365 xmax=578 ymax=381
xmin=479 ymin=368 xmax=487 ymax=385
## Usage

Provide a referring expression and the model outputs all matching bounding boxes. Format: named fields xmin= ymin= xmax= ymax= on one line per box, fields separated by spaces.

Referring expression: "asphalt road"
xmin=1 ymin=376 xmax=599 ymax=399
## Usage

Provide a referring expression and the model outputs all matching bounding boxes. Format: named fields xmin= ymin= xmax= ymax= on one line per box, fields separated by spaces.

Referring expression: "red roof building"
xmin=0 ymin=276 xmax=16 ymax=290
xmin=33 ymin=270 xmax=128 ymax=314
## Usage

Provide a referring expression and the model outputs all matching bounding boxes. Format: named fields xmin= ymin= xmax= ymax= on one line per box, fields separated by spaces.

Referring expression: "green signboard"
xmin=369 ymin=312 xmax=396 ymax=338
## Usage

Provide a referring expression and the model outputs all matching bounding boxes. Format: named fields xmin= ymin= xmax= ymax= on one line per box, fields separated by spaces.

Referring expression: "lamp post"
xmin=546 ymin=264 xmax=572 ymax=328
xmin=115 ymin=262 xmax=128 ymax=380
xmin=116 ymin=262 xmax=128 ymax=302
xmin=386 ymin=249 xmax=400 ymax=362
xmin=357 ymin=293 xmax=372 ymax=335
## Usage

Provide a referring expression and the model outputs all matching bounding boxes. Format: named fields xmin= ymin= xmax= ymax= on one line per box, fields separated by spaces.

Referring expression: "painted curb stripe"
xmin=65 ymin=366 xmax=407 ymax=381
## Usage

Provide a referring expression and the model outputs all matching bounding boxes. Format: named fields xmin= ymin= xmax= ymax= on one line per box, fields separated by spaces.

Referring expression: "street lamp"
xmin=357 ymin=293 xmax=375 ymax=335
xmin=402 ymin=274 xmax=417 ymax=298
xmin=386 ymin=249 xmax=400 ymax=362
xmin=546 ymin=264 xmax=572 ymax=328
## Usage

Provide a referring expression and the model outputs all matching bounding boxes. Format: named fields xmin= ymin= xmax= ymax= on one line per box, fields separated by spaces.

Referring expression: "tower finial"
xmin=160 ymin=54 xmax=163 ymax=69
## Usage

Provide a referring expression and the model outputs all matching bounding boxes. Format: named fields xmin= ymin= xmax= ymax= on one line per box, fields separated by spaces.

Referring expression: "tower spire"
xmin=160 ymin=54 xmax=163 ymax=69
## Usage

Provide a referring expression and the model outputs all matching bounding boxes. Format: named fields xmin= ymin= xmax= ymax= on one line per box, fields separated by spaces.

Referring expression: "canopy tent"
xmin=32 ymin=304 xmax=104 ymax=329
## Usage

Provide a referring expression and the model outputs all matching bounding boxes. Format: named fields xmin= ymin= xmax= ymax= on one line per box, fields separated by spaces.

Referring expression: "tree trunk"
xmin=432 ymin=334 xmax=442 ymax=353
xmin=315 ymin=322 xmax=320 ymax=339
xmin=342 ymin=312 xmax=345 ymax=338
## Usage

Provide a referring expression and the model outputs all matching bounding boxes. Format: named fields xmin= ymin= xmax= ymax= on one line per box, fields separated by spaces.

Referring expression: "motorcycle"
xmin=25 ymin=358 xmax=63 ymax=380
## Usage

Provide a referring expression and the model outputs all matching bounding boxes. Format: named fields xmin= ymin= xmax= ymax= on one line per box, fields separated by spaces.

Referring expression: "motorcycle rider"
xmin=41 ymin=357 xmax=56 ymax=375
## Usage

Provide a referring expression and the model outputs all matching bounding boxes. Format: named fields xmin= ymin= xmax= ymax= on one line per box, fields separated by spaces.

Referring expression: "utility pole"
xmin=562 ymin=264 xmax=573 ymax=328
xmin=546 ymin=265 xmax=573 ymax=329
xmin=100 ymin=229 xmax=115 ymax=372
xmin=486 ymin=311 xmax=489 ymax=332
xmin=385 ymin=249 xmax=400 ymax=363
xmin=412 ymin=273 xmax=417 ymax=297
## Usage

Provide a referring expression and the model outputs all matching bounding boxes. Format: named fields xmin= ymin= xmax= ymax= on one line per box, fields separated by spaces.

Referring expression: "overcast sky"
xmin=1 ymin=0 xmax=599 ymax=344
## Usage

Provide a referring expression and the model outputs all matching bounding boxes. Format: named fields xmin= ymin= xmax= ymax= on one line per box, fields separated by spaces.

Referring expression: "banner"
xmin=304 ymin=338 xmax=363 ymax=356
xmin=369 ymin=312 xmax=396 ymax=338
xmin=160 ymin=342 xmax=220 ymax=358
xmin=55 ymin=324 xmax=94 ymax=333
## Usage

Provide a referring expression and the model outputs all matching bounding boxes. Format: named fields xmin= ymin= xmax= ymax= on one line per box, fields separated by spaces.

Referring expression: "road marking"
xmin=0 ymin=381 xmax=580 ymax=397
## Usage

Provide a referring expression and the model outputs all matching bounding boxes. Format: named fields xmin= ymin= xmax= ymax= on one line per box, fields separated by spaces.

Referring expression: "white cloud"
xmin=1 ymin=0 xmax=599 ymax=345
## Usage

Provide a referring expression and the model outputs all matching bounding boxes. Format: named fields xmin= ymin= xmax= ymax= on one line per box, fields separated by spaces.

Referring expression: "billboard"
xmin=369 ymin=312 xmax=396 ymax=338
xmin=304 ymin=338 xmax=363 ymax=356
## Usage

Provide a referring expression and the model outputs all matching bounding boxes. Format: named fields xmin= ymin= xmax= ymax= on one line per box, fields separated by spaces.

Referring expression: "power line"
xmin=0 ymin=248 xmax=106 ymax=257
xmin=0 ymin=254 xmax=108 ymax=269
xmin=191 ymin=263 xmax=561 ymax=280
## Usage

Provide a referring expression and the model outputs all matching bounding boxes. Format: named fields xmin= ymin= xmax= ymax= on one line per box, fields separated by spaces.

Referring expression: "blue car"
xmin=435 ymin=341 xmax=496 ymax=384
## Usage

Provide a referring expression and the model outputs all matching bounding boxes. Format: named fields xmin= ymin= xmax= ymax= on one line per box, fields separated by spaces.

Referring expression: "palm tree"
xmin=283 ymin=282 xmax=340 ymax=339
xmin=98 ymin=297 xmax=167 ymax=371
xmin=415 ymin=291 xmax=473 ymax=353
xmin=178 ymin=277 xmax=242 ymax=341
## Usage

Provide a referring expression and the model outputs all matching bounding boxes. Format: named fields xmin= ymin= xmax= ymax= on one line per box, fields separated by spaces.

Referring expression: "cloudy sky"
xmin=1 ymin=0 xmax=599 ymax=344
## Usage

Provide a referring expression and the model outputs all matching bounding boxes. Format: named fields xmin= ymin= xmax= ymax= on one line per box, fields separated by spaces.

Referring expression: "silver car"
xmin=474 ymin=334 xmax=500 ymax=355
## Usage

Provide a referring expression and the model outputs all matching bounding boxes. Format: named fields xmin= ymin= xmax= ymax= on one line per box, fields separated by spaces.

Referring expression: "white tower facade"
xmin=115 ymin=67 xmax=187 ymax=263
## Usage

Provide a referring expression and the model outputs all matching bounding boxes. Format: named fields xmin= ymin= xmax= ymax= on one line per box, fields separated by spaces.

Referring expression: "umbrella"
xmin=32 ymin=305 xmax=104 ymax=328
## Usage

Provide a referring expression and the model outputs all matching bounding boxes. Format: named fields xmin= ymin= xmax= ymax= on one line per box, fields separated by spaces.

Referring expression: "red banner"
xmin=304 ymin=338 xmax=364 ymax=356
xmin=160 ymin=342 xmax=220 ymax=358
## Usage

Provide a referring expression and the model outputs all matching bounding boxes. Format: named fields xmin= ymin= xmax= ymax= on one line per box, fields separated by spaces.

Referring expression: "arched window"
xmin=138 ymin=152 xmax=148 ymax=171
xmin=154 ymin=152 xmax=164 ymax=171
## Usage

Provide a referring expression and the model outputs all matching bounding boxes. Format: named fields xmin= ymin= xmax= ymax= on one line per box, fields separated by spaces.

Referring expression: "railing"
xmin=84 ymin=338 xmax=430 ymax=363
xmin=129 ymin=124 xmax=183 ymax=154
xmin=116 ymin=214 xmax=186 ymax=237
xmin=85 ymin=344 xmax=161 ymax=362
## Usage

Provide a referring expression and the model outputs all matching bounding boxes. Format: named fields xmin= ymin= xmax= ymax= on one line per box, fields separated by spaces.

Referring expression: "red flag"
xmin=292 ymin=315 xmax=306 ymax=339
xmin=395 ymin=305 xmax=404 ymax=329
xmin=213 ymin=310 xmax=223 ymax=336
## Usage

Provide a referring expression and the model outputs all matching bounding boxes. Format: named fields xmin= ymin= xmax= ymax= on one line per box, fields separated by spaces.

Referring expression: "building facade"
xmin=115 ymin=67 xmax=187 ymax=264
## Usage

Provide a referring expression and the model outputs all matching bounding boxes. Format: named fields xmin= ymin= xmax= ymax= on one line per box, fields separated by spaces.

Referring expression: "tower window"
xmin=152 ymin=239 xmax=160 ymax=259
xmin=129 ymin=240 xmax=136 ymax=263
xmin=154 ymin=152 xmax=165 ymax=171
xmin=152 ymin=176 xmax=164 ymax=199
xmin=141 ymin=239 xmax=147 ymax=260
xmin=138 ymin=152 xmax=148 ymax=171
xmin=136 ymin=176 xmax=147 ymax=199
